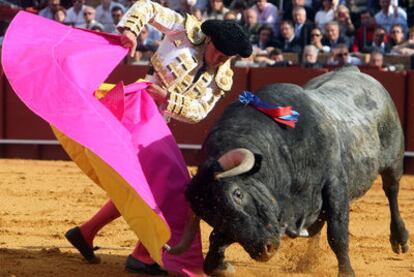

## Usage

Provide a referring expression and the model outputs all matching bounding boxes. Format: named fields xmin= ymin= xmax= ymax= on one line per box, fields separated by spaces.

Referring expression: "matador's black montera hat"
xmin=201 ymin=20 xmax=252 ymax=58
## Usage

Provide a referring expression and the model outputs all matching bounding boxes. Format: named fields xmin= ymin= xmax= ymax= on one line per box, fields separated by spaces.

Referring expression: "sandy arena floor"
xmin=0 ymin=159 xmax=413 ymax=277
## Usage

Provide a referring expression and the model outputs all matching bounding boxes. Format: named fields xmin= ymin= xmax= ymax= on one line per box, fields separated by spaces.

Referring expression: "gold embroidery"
xmin=184 ymin=15 xmax=205 ymax=46
xmin=167 ymin=92 xmax=177 ymax=112
xmin=174 ymin=94 xmax=183 ymax=114
xmin=215 ymin=59 xmax=233 ymax=92
xmin=183 ymin=75 xmax=193 ymax=87
xmin=151 ymin=53 xmax=175 ymax=87
xmin=183 ymin=69 xmax=213 ymax=98
xmin=174 ymin=39 xmax=182 ymax=47
xmin=177 ymin=53 xmax=197 ymax=71
xmin=167 ymin=61 xmax=185 ymax=79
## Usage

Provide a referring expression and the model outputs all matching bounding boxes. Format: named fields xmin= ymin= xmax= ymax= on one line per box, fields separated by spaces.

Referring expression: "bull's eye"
xmin=233 ymin=188 xmax=243 ymax=204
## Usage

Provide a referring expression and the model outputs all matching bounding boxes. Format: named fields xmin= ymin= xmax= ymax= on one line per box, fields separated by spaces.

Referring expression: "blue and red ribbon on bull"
xmin=239 ymin=91 xmax=299 ymax=128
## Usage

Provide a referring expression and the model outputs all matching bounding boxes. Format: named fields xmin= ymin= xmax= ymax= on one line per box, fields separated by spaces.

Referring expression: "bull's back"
xmin=304 ymin=67 xmax=392 ymax=124
xmin=303 ymin=67 xmax=403 ymax=197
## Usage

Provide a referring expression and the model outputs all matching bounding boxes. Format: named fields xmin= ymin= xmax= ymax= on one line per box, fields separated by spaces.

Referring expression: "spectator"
xmin=406 ymin=0 xmax=414 ymax=27
xmin=65 ymin=0 xmax=91 ymax=27
xmin=90 ymin=24 xmax=105 ymax=31
xmin=390 ymin=26 xmax=414 ymax=56
xmin=283 ymin=0 xmax=316 ymax=22
xmin=322 ymin=20 xmax=351 ymax=50
xmin=314 ymin=0 xmax=335 ymax=31
xmin=181 ymin=0 xmax=197 ymax=13
xmin=292 ymin=6 xmax=314 ymax=47
xmin=191 ymin=7 xmax=204 ymax=21
xmin=371 ymin=26 xmax=391 ymax=53
xmin=53 ymin=5 xmax=67 ymax=23
xmin=328 ymin=43 xmax=362 ymax=65
xmin=79 ymin=6 xmax=105 ymax=30
xmin=252 ymin=0 xmax=279 ymax=33
xmin=224 ymin=10 xmax=238 ymax=20
xmin=345 ymin=0 xmax=369 ymax=24
xmin=111 ymin=5 xmax=124 ymax=30
xmin=368 ymin=50 xmax=402 ymax=70
xmin=310 ymin=26 xmax=331 ymax=52
xmin=375 ymin=0 xmax=407 ymax=34
xmin=255 ymin=48 xmax=293 ymax=66
xmin=204 ymin=0 xmax=229 ymax=20
xmin=123 ymin=0 xmax=136 ymax=8
xmin=334 ymin=5 xmax=355 ymax=38
xmin=302 ymin=44 xmax=324 ymax=67
xmin=352 ymin=9 xmax=377 ymax=53
xmin=229 ymin=0 xmax=248 ymax=21
xmin=95 ymin=0 xmax=125 ymax=33
xmin=268 ymin=48 xmax=293 ymax=66
xmin=254 ymin=24 xmax=276 ymax=50
xmin=166 ymin=0 xmax=184 ymax=12
xmin=39 ymin=0 xmax=61 ymax=19
xmin=388 ymin=24 xmax=406 ymax=48
xmin=130 ymin=25 xmax=159 ymax=64
xmin=192 ymin=0 xmax=209 ymax=12
xmin=275 ymin=20 xmax=302 ymax=53
xmin=369 ymin=50 xmax=385 ymax=69
xmin=243 ymin=8 xmax=262 ymax=44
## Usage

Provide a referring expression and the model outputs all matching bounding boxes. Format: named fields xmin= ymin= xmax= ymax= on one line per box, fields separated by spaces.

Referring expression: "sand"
xmin=0 ymin=159 xmax=413 ymax=277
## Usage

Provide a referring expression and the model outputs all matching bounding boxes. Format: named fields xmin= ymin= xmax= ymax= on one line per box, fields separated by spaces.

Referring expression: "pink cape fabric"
xmin=2 ymin=11 xmax=204 ymax=275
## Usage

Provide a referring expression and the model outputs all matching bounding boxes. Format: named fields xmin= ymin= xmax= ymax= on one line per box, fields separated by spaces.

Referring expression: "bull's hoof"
xmin=337 ymin=271 xmax=355 ymax=277
xmin=337 ymin=266 xmax=355 ymax=277
xmin=210 ymin=262 xmax=235 ymax=277
xmin=391 ymin=240 xmax=409 ymax=254
xmin=390 ymin=226 xmax=409 ymax=254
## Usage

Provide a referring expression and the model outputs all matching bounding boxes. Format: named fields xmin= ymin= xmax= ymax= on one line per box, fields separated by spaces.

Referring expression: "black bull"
xmin=185 ymin=67 xmax=409 ymax=276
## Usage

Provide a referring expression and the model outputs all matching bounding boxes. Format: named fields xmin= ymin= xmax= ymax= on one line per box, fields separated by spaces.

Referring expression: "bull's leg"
xmin=381 ymin=168 xmax=409 ymax=254
xmin=324 ymin=180 xmax=355 ymax=277
xmin=204 ymin=229 xmax=234 ymax=276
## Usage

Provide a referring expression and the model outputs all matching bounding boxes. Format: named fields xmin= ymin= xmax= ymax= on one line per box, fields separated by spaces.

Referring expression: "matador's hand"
xmin=120 ymin=29 xmax=137 ymax=57
xmin=147 ymin=84 xmax=169 ymax=104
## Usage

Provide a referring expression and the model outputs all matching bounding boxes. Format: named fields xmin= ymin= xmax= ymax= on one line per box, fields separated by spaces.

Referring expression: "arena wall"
xmin=1 ymin=64 xmax=413 ymax=173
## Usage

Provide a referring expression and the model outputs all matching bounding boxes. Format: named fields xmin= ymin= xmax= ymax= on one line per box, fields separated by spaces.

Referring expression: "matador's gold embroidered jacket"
xmin=117 ymin=0 xmax=234 ymax=123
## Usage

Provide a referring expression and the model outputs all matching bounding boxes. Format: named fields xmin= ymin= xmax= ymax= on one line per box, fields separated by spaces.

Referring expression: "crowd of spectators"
xmin=1 ymin=0 xmax=414 ymax=70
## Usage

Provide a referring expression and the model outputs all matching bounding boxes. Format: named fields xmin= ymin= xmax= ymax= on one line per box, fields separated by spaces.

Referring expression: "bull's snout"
xmin=254 ymin=241 xmax=279 ymax=262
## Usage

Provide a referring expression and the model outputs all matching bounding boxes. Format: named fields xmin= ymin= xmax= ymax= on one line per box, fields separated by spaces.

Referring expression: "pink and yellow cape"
xmin=2 ymin=11 xmax=204 ymax=276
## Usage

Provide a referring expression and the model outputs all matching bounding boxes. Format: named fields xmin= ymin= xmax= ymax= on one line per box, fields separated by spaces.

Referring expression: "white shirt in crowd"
xmin=314 ymin=9 xmax=334 ymax=31
xmin=95 ymin=1 xmax=125 ymax=33
xmin=65 ymin=5 xmax=93 ymax=27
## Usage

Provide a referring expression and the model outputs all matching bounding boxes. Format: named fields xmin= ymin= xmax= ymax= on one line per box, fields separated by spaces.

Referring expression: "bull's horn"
xmin=216 ymin=148 xmax=255 ymax=179
xmin=164 ymin=211 xmax=200 ymax=255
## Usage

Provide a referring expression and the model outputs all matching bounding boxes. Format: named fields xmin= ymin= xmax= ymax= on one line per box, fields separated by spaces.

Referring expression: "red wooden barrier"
xmin=105 ymin=63 xmax=148 ymax=84
xmin=0 ymin=64 xmax=5 ymax=139
xmin=405 ymin=71 xmax=414 ymax=173
xmin=4 ymin=82 xmax=55 ymax=139
xmin=249 ymin=67 xmax=328 ymax=91
xmin=406 ymin=71 xmax=414 ymax=151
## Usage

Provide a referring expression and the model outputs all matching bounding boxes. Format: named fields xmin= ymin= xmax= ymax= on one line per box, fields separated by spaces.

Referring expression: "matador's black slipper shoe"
xmin=125 ymin=255 xmax=167 ymax=275
xmin=65 ymin=226 xmax=101 ymax=264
